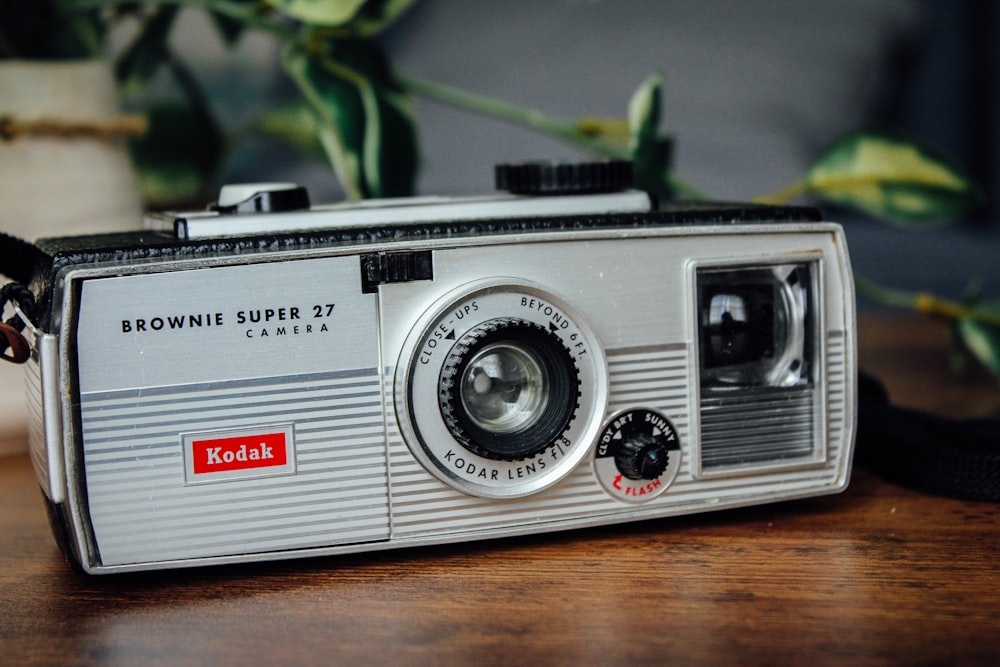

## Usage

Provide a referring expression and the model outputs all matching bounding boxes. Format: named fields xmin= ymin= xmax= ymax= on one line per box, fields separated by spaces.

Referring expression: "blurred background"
xmin=2 ymin=0 xmax=999 ymax=444
xmin=177 ymin=0 xmax=999 ymax=299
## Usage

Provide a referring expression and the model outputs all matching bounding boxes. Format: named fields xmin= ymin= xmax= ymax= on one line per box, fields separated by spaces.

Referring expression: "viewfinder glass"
xmin=697 ymin=264 xmax=813 ymax=389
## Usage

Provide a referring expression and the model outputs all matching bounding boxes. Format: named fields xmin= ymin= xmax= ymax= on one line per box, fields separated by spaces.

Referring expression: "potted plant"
xmin=0 ymin=1 xmax=148 ymax=239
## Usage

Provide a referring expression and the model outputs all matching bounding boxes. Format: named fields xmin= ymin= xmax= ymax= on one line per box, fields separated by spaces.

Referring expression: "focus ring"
xmin=438 ymin=318 xmax=580 ymax=461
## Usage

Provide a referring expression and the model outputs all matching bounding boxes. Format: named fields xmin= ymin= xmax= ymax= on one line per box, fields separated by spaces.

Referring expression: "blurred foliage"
xmin=283 ymin=37 xmax=417 ymax=199
xmin=5 ymin=0 xmax=421 ymax=203
xmin=0 ymin=1 xmax=106 ymax=59
xmin=760 ymin=130 xmax=983 ymax=224
xmin=2 ymin=0 xmax=994 ymax=384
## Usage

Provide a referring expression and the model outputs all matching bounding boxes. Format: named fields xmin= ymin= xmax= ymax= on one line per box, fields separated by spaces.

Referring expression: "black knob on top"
xmin=495 ymin=160 xmax=634 ymax=195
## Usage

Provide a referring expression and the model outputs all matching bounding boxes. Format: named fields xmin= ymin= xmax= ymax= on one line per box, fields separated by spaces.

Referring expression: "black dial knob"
xmin=438 ymin=318 xmax=579 ymax=461
xmin=495 ymin=160 xmax=634 ymax=195
xmin=614 ymin=432 xmax=670 ymax=480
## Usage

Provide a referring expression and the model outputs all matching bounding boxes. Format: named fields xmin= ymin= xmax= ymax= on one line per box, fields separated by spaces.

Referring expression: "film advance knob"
xmin=614 ymin=431 xmax=671 ymax=481
xmin=215 ymin=183 xmax=311 ymax=214
xmin=494 ymin=160 xmax=634 ymax=194
xmin=438 ymin=318 xmax=580 ymax=461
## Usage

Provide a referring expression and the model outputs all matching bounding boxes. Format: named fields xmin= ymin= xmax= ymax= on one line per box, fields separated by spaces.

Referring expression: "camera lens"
xmin=460 ymin=343 xmax=548 ymax=434
xmin=439 ymin=318 xmax=579 ymax=460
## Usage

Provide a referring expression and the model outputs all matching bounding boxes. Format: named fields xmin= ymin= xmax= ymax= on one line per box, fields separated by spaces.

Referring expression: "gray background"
xmin=184 ymin=0 xmax=1000 ymax=300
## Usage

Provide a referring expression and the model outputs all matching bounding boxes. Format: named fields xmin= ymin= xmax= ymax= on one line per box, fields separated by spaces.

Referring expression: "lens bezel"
xmin=395 ymin=279 xmax=607 ymax=499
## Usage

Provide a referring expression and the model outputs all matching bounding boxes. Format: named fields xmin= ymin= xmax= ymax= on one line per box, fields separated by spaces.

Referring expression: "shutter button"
xmin=213 ymin=183 xmax=311 ymax=214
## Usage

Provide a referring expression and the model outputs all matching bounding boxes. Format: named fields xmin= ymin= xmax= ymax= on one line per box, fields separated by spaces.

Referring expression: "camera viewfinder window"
xmin=697 ymin=264 xmax=813 ymax=390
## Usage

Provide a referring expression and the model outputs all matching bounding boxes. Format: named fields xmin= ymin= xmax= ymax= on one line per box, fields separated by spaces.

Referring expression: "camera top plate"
xmin=154 ymin=190 xmax=658 ymax=241
xmin=22 ymin=189 xmax=822 ymax=333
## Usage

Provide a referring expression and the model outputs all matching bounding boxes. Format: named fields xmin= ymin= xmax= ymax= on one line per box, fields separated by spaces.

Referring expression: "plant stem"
xmin=855 ymin=274 xmax=1000 ymax=327
xmin=398 ymin=74 xmax=627 ymax=158
xmin=754 ymin=180 xmax=810 ymax=205
xmin=399 ymin=74 xmax=713 ymax=200
xmin=854 ymin=274 xmax=920 ymax=309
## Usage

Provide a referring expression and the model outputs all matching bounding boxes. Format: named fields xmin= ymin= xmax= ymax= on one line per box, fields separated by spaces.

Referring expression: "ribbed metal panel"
xmin=80 ymin=370 xmax=390 ymax=566
xmin=24 ymin=353 xmax=48 ymax=495
xmin=825 ymin=333 xmax=848 ymax=455
xmin=699 ymin=388 xmax=816 ymax=468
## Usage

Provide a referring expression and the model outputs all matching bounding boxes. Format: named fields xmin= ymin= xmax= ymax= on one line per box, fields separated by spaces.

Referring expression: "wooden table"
xmin=1 ymin=315 xmax=998 ymax=666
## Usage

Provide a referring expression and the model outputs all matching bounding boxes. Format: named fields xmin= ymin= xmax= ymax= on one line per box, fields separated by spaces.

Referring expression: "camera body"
xmin=21 ymin=165 xmax=856 ymax=573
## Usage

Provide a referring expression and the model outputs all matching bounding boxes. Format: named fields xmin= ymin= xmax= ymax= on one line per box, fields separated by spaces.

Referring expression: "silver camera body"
xmin=22 ymin=168 xmax=856 ymax=573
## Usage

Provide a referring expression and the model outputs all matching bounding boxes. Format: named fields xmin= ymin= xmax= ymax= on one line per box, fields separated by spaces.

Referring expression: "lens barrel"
xmin=439 ymin=318 xmax=579 ymax=461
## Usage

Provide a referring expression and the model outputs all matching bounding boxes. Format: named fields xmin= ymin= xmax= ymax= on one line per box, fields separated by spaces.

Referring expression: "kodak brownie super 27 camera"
xmin=13 ymin=162 xmax=856 ymax=573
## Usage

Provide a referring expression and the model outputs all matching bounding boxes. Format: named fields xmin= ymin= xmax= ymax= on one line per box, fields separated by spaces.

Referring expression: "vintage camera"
xmin=13 ymin=162 xmax=856 ymax=573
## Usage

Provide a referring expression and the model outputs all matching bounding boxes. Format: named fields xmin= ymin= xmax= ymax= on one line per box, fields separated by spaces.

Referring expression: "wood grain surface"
xmin=1 ymin=314 xmax=998 ymax=667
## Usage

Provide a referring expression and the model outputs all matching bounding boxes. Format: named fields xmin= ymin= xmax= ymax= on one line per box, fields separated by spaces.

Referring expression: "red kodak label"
xmin=191 ymin=431 xmax=288 ymax=475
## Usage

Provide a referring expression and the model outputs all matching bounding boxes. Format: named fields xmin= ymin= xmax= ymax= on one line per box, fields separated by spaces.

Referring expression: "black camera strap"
xmin=0 ymin=231 xmax=46 ymax=286
xmin=0 ymin=232 xmax=46 ymax=363
xmin=855 ymin=372 xmax=1000 ymax=502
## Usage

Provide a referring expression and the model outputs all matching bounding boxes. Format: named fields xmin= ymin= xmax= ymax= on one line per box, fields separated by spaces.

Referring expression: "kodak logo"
xmin=192 ymin=432 xmax=288 ymax=475
xmin=205 ymin=442 xmax=274 ymax=465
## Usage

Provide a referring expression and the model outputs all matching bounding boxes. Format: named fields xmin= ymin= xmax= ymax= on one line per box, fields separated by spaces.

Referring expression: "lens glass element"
xmin=460 ymin=343 xmax=548 ymax=434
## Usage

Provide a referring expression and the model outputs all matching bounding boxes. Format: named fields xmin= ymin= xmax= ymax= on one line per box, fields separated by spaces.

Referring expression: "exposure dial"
xmin=614 ymin=432 xmax=671 ymax=480
xmin=594 ymin=408 xmax=681 ymax=503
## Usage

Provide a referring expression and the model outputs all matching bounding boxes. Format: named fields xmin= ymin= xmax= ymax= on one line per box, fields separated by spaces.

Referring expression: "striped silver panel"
xmin=25 ymin=351 xmax=49 ymax=496
xmin=699 ymin=387 xmax=816 ymax=468
xmin=825 ymin=333 xmax=848 ymax=455
xmin=80 ymin=370 xmax=390 ymax=566
xmin=24 ymin=333 xmax=63 ymax=503
xmin=387 ymin=345 xmax=694 ymax=537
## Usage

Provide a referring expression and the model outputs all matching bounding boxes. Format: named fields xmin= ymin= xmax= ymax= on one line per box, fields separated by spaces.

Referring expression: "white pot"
xmin=0 ymin=59 xmax=143 ymax=238
xmin=0 ymin=60 xmax=143 ymax=453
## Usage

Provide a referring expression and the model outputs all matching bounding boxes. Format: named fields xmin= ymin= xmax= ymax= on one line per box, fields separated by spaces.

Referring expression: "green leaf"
xmin=115 ymin=7 xmax=179 ymax=97
xmin=209 ymin=1 xmax=258 ymax=46
xmin=352 ymin=0 xmax=418 ymax=35
xmin=282 ymin=39 xmax=418 ymax=199
xmin=627 ymin=74 xmax=659 ymax=152
xmin=128 ymin=100 xmax=225 ymax=207
xmin=805 ymin=130 xmax=982 ymax=225
xmin=0 ymin=3 xmax=105 ymax=59
xmin=956 ymin=314 xmax=1000 ymax=384
xmin=627 ymin=73 xmax=674 ymax=201
xmin=574 ymin=117 xmax=629 ymax=148
xmin=266 ymin=0 xmax=369 ymax=26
